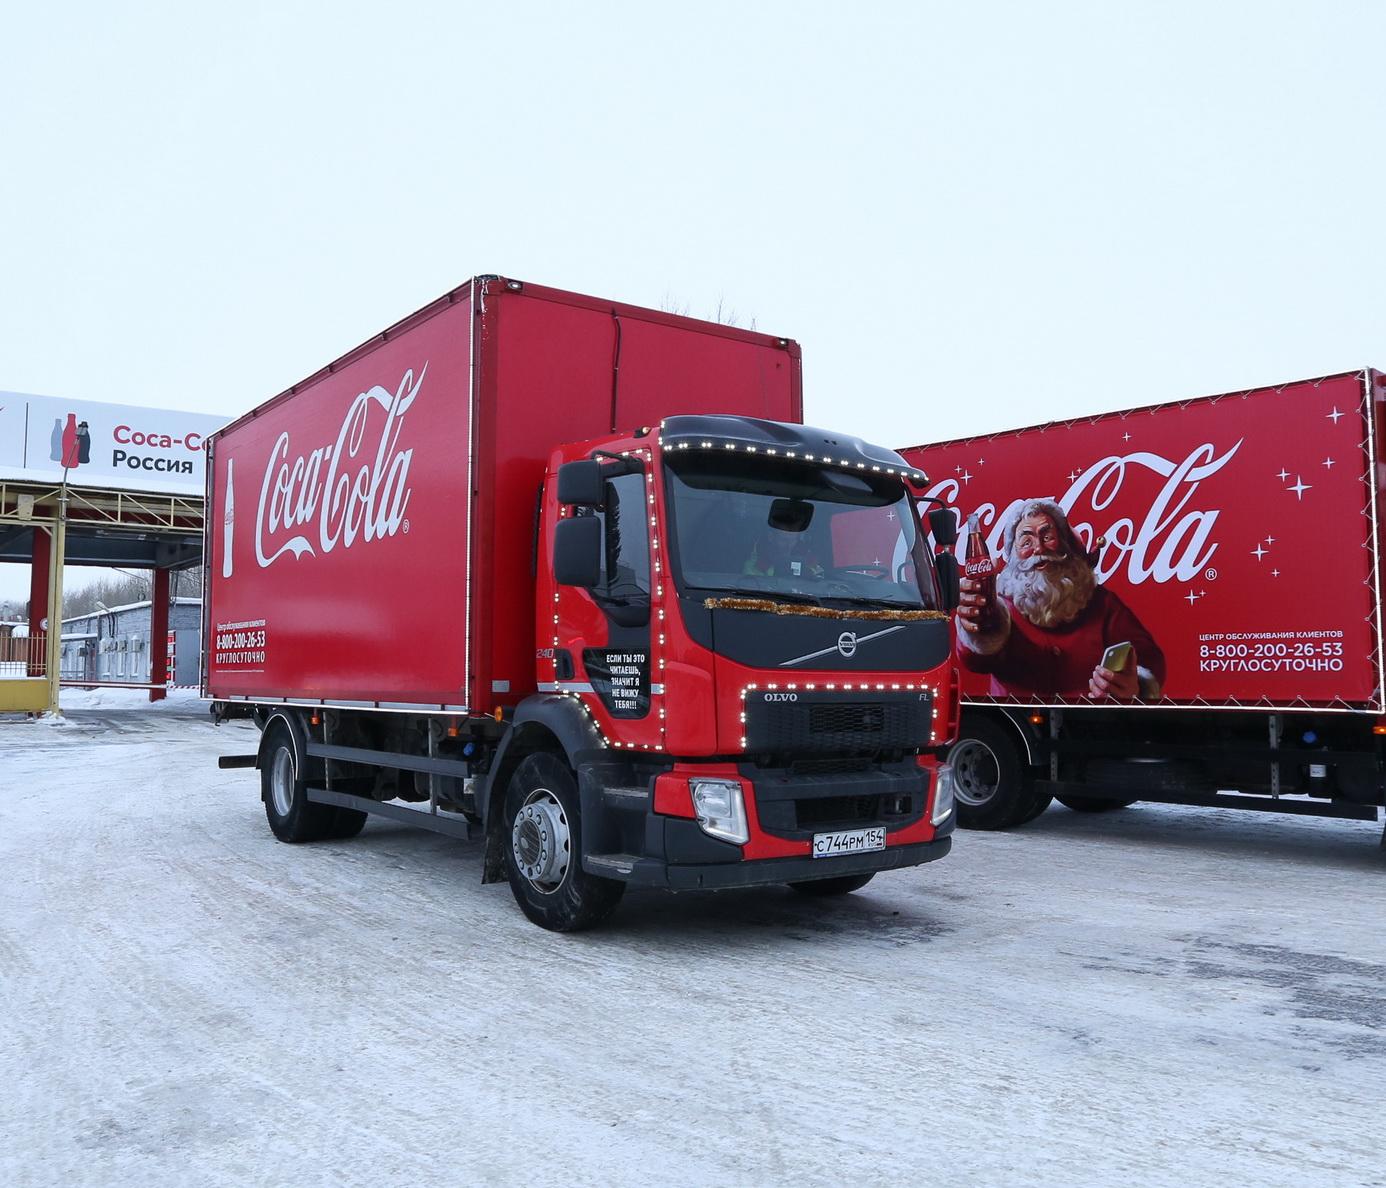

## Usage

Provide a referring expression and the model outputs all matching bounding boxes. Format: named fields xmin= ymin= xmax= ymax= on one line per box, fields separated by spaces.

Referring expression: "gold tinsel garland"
xmin=702 ymin=597 xmax=949 ymax=622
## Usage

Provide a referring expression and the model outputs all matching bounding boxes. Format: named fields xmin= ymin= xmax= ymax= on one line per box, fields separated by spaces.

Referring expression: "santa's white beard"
xmin=997 ymin=552 xmax=1097 ymax=628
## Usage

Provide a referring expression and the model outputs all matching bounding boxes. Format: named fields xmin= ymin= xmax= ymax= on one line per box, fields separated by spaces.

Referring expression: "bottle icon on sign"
xmin=964 ymin=512 xmax=996 ymax=605
xmin=222 ymin=458 xmax=235 ymax=579
xmin=61 ymin=414 xmax=80 ymax=468
xmin=49 ymin=418 xmax=62 ymax=462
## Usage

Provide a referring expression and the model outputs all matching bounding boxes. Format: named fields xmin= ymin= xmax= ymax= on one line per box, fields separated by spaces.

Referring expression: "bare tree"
xmin=661 ymin=292 xmax=757 ymax=330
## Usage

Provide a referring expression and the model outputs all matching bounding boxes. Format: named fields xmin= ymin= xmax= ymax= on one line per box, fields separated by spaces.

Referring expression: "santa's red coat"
xmin=958 ymin=585 xmax=1167 ymax=699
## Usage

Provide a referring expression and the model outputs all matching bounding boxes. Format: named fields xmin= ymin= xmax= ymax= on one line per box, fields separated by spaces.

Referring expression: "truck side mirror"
xmin=554 ymin=516 xmax=602 ymax=587
xmin=558 ymin=460 xmax=605 ymax=506
xmin=935 ymin=553 xmax=960 ymax=611
xmin=928 ymin=507 xmax=958 ymax=548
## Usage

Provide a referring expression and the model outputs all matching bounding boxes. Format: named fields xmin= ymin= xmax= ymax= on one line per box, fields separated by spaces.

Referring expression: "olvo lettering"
xmin=254 ymin=365 xmax=422 ymax=568
xmin=929 ymin=441 xmax=1241 ymax=587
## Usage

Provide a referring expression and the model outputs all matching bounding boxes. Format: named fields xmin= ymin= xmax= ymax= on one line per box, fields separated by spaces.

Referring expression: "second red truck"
xmin=902 ymin=369 xmax=1386 ymax=840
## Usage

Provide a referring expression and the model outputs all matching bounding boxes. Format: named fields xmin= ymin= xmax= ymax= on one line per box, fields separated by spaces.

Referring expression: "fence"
xmin=0 ymin=633 xmax=46 ymax=678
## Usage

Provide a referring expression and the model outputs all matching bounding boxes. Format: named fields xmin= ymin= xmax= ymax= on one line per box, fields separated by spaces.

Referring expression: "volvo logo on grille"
xmin=780 ymin=623 xmax=907 ymax=667
xmin=764 ymin=692 xmax=798 ymax=702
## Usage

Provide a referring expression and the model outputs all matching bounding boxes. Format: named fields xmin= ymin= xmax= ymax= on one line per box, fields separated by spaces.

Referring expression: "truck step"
xmin=601 ymin=785 xmax=650 ymax=809
xmin=584 ymin=853 xmax=642 ymax=876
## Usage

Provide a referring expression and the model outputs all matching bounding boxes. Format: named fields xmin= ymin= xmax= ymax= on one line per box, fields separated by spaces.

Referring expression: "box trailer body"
xmin=208 ymin=277 xmax=958 ymax=928
xmin=899 ymin=369 xmax=1386 ymax=836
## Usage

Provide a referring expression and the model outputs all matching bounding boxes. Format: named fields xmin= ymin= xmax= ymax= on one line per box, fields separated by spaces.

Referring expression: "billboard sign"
xmin=0 ymin=390 xmax=228 ymax=495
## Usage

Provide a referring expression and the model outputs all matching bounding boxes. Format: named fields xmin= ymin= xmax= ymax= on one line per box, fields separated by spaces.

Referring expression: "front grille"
xmin=743 ymin=690 xmax=933 ymax=755
xmin=796 ymin=795 xmax=882 ymax=828
xmin=809 ymin=703 xmax=885 ymax=734
xmin=789 ymin=757 xmax=872 ymax=777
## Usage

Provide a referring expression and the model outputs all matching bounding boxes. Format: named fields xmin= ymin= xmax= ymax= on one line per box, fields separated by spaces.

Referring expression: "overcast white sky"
xmin=4 ymin=1 xmax=1386 ymax=602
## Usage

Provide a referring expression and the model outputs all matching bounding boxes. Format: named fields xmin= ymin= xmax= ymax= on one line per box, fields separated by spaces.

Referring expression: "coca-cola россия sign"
xmin=902 ymin=372 xmax=1383 ymax=709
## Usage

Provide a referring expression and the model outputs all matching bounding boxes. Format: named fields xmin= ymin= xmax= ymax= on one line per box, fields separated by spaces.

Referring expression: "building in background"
xmin=59 ymin=598 xmax=201 ymax=686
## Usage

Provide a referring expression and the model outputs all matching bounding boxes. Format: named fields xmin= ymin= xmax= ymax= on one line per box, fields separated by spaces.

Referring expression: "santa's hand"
xmin=1088 ymin=657 xmax=1140 ymax=701
xmin=956 ymin=575 xmax=1000 ymax=634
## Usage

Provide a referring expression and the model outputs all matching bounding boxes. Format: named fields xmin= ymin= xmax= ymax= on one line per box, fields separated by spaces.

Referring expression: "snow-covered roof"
xmin=62 ymin=597 xmax=201 ymax=625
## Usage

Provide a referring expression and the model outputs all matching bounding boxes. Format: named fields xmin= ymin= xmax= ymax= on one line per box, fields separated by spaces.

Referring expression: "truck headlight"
xmin=931 ymin=764 xmax=955 ymax=825
xmin=690 ymin=779 xmax=749 ymax=845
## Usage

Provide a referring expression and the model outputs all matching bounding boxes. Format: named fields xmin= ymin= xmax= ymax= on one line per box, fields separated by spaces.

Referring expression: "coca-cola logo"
xmin=254 ymin=365 xmax=423 ymax=568
xmin=928 ymin=441 xmax=1241 ymax=586
xmin=964 ymin=556 xmax=996 ymax=579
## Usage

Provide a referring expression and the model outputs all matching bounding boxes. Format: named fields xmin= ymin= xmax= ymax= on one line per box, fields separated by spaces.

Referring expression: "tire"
xmin=948 ymin=716 xmax=1034 ymax=830
xmin=1057 ymin=795 xmax=1137 ymax=813
xmin=260 ymin=722 xmax=369 ymax=842
xmin=787 ymin=873 xmax=875 ymax=896
xmin=1014 ymin=787 xmax=1055 ymax=825
xmin=503 ymin=753 xmax=624 ymax=932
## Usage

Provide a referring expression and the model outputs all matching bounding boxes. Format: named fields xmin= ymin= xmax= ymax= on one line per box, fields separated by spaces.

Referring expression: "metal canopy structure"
xmin=0 ymin=477 xmax=205 ymax=713
xmin=0 ymin=479 xmax=203 ymax=569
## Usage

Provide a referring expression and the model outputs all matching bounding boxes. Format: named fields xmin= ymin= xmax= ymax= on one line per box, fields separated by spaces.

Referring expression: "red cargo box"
xmin=901 ymin=370 xmax=1386 ymax=712
xmin=205 ymin=278 xmax=800 ymax=711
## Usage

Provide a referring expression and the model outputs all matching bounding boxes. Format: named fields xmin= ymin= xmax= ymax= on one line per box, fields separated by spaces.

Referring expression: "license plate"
xmin=812 ymin=827 xmax=886 ymax=859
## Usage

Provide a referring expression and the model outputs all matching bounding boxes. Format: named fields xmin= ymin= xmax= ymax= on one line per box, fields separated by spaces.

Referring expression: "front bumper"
xmin=590 ymin=835 xmax=953 ymax=891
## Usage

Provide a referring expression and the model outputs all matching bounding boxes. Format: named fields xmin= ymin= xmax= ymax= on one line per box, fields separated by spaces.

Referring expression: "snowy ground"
xmin=3 ymin=702 xmax=1384 ymax=1187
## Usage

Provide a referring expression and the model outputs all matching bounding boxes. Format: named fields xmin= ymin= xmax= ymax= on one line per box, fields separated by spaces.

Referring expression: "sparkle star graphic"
xmin=1122 ymin=432 xmax=1132 ymax=442
xmin=1327 ymin=407 xmax=1344 ymax=424
xmin=1068 ymin=470 xmax=1080 ymax=482
xmin=1289 ymin=476 xmax=1312 ymax=500
xmin=961 ymin=470 xmax=973 ymax=484
xmin=976 ymin=458 xmax=986 ymax=466
xmin=1185 ymin=591 xmax=1198 ymax=606
xmin=1323 ymin=457 xmax=1336 ymax=470
xmin=1251 ymin=543 xmax=1268 ymax=561
xmin=1265 ymin=535 xmax=1276 ymax=545
xmin=954 ymin=464 xmax=963 ymax=473
xmin=1276 ymin=468 xmax=1290 ymax=482
xmin=1271 ymin=568 xmax=1281 ymax=578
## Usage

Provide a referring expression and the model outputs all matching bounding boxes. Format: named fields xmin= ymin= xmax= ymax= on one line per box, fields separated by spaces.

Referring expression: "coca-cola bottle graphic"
xmin=60 ymin=413 xmax=81 ymax=469
xmin=222 ymin=458 xmax=235 ymax=579
xmin=49 ymin=417 xmax=63 ymax=462
xmin=964 ymin=512 xmax=996 ymax=604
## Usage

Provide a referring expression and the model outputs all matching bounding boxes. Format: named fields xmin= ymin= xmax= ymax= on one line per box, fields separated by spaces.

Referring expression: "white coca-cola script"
xmin=254 ymin=365 xmax=423 ymax=568
xmin=928 ymin=441 xmax=1242 ymax=585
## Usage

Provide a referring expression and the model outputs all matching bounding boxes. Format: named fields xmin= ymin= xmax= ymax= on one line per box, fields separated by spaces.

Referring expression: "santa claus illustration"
xmin=957 ymin=498 xmax=1166 ymax=701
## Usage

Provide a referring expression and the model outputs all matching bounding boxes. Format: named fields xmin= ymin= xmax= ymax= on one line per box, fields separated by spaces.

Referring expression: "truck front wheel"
xmin=949 ymin=717 xmax=1040 ymax=830
xmin=503 ymin=753 xmax=624 ymax=932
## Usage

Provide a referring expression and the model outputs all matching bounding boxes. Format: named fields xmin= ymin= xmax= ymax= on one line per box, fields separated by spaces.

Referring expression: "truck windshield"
xmin=663 ymin=452 xmax=940 ymax=610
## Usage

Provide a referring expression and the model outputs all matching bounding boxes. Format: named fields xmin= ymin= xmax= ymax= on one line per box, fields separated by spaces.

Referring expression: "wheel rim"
xmin=951 ymin=739 xmax=1001 ymax=807
xmin=511 ymin=789 xmax=571 ymax=894
xmin=270 ymin=746 xmax=295 ymax=817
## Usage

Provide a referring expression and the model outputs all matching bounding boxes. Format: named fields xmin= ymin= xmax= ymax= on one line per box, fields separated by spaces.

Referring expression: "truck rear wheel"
xmin=1057 ymin=795 xmax=1137 ymax=813
xmin=261 ymin=723 xmax=368 ymax=843
xmin=787 ymin=873 xmax=875 ymax=896
xmin=949 ymin=717 xmax=1036 ymax=830
xmin=503 ymin=753 xmax=624 ymax=932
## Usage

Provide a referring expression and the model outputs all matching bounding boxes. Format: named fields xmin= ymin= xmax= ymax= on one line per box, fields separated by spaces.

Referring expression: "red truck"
xmin=206 ymin=277 xmax=959 ymax=929
xmin=900 ymin=369 xmax=1386 ymax=844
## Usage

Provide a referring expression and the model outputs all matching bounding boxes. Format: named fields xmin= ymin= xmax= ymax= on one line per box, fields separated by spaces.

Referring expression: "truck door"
xmin=558 ymin=467 xmax=661 ymax=748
